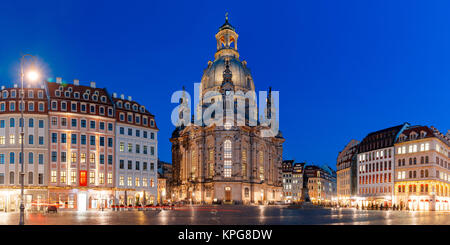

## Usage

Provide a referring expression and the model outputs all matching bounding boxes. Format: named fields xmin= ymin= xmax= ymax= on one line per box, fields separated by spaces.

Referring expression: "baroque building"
xmin=170 ymin=17 xmax=284 ymax=205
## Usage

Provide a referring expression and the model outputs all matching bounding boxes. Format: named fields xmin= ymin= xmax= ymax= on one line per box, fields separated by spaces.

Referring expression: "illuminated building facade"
xmin=0 ymin=85 xmax=49 ymax=212
xmin=394 ymin=125 xmax=450 ymax=211
xmin=113 ymin=93 xmax=158 ymax=206
xmin=170 ymin=17 xmax=284 ymax=205
xmin=282 ymin=160 xmax=294 ymax=203
xmin=336 ymin=139 xmax=359 ymax=206
xmin=305 ymin=165 xmax=337 ymax=205
xmin=47 ymin=79 xmax=116 ymax=211
xmin=356 ymin=123 xmax=409 ymax=208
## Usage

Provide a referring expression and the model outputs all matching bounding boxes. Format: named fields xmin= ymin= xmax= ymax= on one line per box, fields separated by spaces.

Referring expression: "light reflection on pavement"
xmin=0 ymin=206 xmax=448 ymax=225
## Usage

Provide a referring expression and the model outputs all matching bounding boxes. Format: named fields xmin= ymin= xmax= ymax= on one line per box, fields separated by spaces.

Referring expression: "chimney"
xmin=73 ymin=79 xmax=79 ymax=86
xmin=1 ymin=86 xmax=5 ymax=90
xmin=128 ymin=96 xmax=132 ymax=101
xmin=40 ymin=84 xmax=45 ymax=89
xmin=13 ymin=84 xmax=18 ymax=88
xmin=56 ymin=77 xmax=62 ymax=84
xmin=112 ymin=92 xmax=117 ymax=98
xmin=120 ymin=94 xmax=124 ymax=99
xmin=90 ymin=81 xmax=96 ymax=88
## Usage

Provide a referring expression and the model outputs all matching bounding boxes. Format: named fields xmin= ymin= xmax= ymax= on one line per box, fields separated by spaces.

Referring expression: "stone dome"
xmin=201 ymin=56 xmax=255 ymax=93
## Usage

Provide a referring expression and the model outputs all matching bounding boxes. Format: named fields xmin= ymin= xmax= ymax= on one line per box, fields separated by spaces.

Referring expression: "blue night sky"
xmin=1 ymin=1 xmax=450 ymax=169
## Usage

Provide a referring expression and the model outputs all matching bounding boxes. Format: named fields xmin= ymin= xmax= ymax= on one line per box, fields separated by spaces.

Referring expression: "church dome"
xmin=201 ymin=56 xmax=255 ymax=92
xmin=200 ymin=16 xmax=255 ymax=93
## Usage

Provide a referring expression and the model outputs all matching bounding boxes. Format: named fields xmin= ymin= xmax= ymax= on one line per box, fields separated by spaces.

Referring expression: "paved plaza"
xmin=0 ymin=205 xmax=449 ymax=225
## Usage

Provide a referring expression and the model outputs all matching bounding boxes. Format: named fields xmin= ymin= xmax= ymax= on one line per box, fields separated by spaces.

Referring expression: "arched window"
xmin=191 ymin=150 xmax=197 ymax=179
xmin=242 ymin=150 xmax=247 ymax=178
xmin=10 ymin=171 xmax=14 ymax=184
xmin=224 ymin=140 xmax=232 ymax=178
xmin=209 ymin=148 xmax=215 ymax=178
xmin=259 ymin=151 xmax=264 ymax=181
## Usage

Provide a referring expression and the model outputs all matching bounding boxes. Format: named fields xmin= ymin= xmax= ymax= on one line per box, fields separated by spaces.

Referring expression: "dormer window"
xmin=101 ymin=96 xmax=106 ymax=103
xmin=117 ymin=101 xmax=122 ymax=108
xmin=150 ymin=119 xmax=155 ymax=127
xmin=83 ymin=93 xmax=89 ymax=100
xmin=125 ymin=103 xmax=130 ymax=110
xmin=421 ymin=131 xmax=427 ymax=138
xmin=140 ymin=106 xmax=145 ymax=112
xmin=64 ymin=91 xmax=70 ymax=98
xmin=55 ymin=90 xmax=61 ymax=97
xmin=68 ymin=87 xmax=73 ymax=92
xmin=85 ymin=89 xmax=90 ymax=94
xmin=11 ymin=90 xmax=16 ymax=98
xmin=59 ymin=86 xmax=63 ymax=91
xmin=2 ymin=91 xmax=8 ymax=98
xmin=133 ymin=104 xmax=138 ymax=111
xmin=28 ymin=91 xmax=34 ymax=98
xmin=74 ymin=92 xmax=80 ymax=99
xmin=94 ymin=91 xmax=99 ymax=95
xmin=92 ymin=95 xmax=98 ymax=101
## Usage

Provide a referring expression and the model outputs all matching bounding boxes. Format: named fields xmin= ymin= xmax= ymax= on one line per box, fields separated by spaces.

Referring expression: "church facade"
xmin=170 ymin=17 xmax=284 ymax=205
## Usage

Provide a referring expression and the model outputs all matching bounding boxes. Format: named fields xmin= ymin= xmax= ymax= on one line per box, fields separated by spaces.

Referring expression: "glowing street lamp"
xmin=19 ymin=54 xmax=40 ymax=226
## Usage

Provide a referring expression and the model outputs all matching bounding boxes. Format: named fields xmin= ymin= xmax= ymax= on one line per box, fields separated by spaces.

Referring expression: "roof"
xmin=397 ymin=125 xmax=450 ymax=147
xmin=357 ymin=123 xmax=409 ymax=153
xmin=219 ymin=18 xmax=235 ymax=32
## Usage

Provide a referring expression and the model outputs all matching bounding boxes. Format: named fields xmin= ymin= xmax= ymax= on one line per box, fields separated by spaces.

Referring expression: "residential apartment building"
xmin=336 ymin=139 xmax=359 ymax=207
xmin=0 ymin=85 xmax=49 ymax=212
xmin=113 ymin=93 xmax=158 ymax=206
xmin=282 ymin=160 xmax=294 ymax=203
xmin=394 ymin=125 xmax=450 ymax=211
xmin=356 ymin=123 xmax=409 ymax=208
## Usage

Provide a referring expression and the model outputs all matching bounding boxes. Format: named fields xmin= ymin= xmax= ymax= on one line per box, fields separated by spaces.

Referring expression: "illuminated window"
xmin=70 ymin=171 xmax=76 ymax=184
xmin=89 ymin=172 xmax=95 ymax=184
xmin=191 ymin=150 xmax=197 ymax=179
xmin=128 ymin=143 xmax=132 ymax=152
xmin=99 ymin=173 xmax=104 ymax=184
xmin=224 ymin=140 xmax=232 ymax=178
xmin=119 ymin=176 xmax=124 ymax=186
xmin=135 ymin=177 xmax=140 ymax=187
xmin=60 ymin=171 xmax=66 ymax=184
xmin=107 ymin=173 xmax=112 ymax=184
xmin=127 ymin=176 xmax=132 ymax=186
xmin=51 ymin=171 xmax=57 ymax=183
xmin=89 ymin=153 xmax=95 ymax=163
xmin=80 ymin=153 xmax=86 ymax=163
xmin=120 ymin=142 xmax=124 ymax=152
xmin=0 ymin=136 xmax=4 ymax=145
xmin=259 ymin=151 xmax=264 ymax=181
xmin=9 ymin=135 xmax=15 ymax=144
xmin=71 ymin=152 xmax=77 ymax=163
xmin=142 ymin=178 xmax=148 ymax=187
xmin=150 ymin=178 xmax=154 ymax=187
xmin=242 ymin=150 xmax=247 ymax=177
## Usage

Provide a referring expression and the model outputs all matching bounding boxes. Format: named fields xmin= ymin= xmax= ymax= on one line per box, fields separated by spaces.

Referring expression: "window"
xmin=108 ymin=155 xmax=112 ymax=165
xmin=51 ymin=171 xmax=57 ymax=183
xmin=136 ymin=130 xmax=140 ymax=137
xmin=71 ymin=119 xmax=77 ymax=127
xmin=10 ymin=172 xmax=14 ymax=184
xmin=128 ymin=160 xmax=132 ymax=170
xmin=119 ymin=176 xmax=124 ymax=186
xmin=0 ymin=120 xmax=4 ymax=128
xmin=39 ymin=120 xmax=44 ymax=128
xmin=120 ymin=160 xmax=124 ymax=169
xmin=38 ymin=154 xmax=43 ymax=165
xmin=61 ymin=133 xmax=66 ymax=143
xmin=51 ymin=117 xmax=57 ymax=126
xmin=28 ymin=118 xmax=34 ymax=128
xmin=81 ymin=135 xmax=86 ymax=145
xmin=9 ymin=102 xmax=15 ymax=111
xmin=38 ymin=102 xmax=44 ymax=112
xmin=28 ymin=135 xmax=34 ymax=144
xmin=90 ymin=135 xmax=95 ymax=145
xmin=80 ymin=153 xmax=86 ymax=163
xmin=100 ymin=137 xmax=105 ymax=146
xmin=135 ymin=177 xmax=140 ymax=187
xmin=108 ymin=138 xmax=113 ymax=147
xmin=108 ymin=123 xmax=113 ymax=131
xmin=10 ymin=152 xmax=15 ymax=164
xmin=143 ymin=146 xmax=148 ymax=154
xmin=259 ymin=151 xmax=264 ymax=181
xmin=60 ymin=171 xmax=66 ymax=184
xmin=0 ymin=154 xmax=4 ymax=164
xmin=71 ymin=152 xmax=77 ymax=163
xmin=28 ymin=152 xmax=33 ymax=164
xmin=107 ymin=173 xmax=112 ymax=184
xmin=10 ymin=118 xmax=15 ymax=127
xmin=90 ymin=172 xmax=95 ymax=184
xmin=99 ymin=122 xmax=105 ymax=130
xmin=61 ymin=152 xmax=66 ymax=162
xmin=0 ymin=173 xmax=4 ymax=184
xmin=90 ymin=120 xmax=95 ymax=129
xmin=150 ymin=146 xmax=155 ymax=155
xmin=51 ymin=152 xmax=57 ymax=162
xmin=120 ymin=127 xmax=124 ymax=134
xmin=71 ymin=172 xmax=76 ymax=184
xmin=127 ymin=176 xmax=132 ymax=186
xmin=136 ymin=161 xmax=140 ymax=170
xmin=99 ymin=173 xmax=104 ymax=184
xmin=89 ymin=153 xmax=95 ymax=163
xmin=136 ymin=144 xmax=140 ymax=154
xmin=51 ymin=133 xmax=57 ymax=143
xmin=151 ymin=132 xmax=155 ymax=139
xmin=100 ymin=154 xmax=105 ymax=164
xmin=71 ymin=134 xmax=77 ymax=144
xmin=224 ymin=140 xmax=232 ymax=178
xmin=143 ymin=162 xmax=147 ymax=170
xmin=81 ymin=120 xmax=86 ymax=128
xmin=150 ymin=162 xmax=155 ymax=171
xmin=128 ymin=143 xmax=132 ymax=152
xmin=9 ymin=135 xmax=15 ymax=144
xmin=120 ymin=142 xmax=124 ymax=152
xmin=128 ymin=128 xmax=132 ymax=136
xmin=38 ymin=173 xmax=43 ymax=185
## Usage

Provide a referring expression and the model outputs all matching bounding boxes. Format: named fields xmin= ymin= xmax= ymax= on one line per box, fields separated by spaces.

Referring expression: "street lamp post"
xmin=19 ymin=54 xmax=39 ymax=225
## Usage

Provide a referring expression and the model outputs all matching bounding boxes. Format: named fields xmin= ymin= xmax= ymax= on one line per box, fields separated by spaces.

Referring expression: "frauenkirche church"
xmin=170 ymin=17 xmax=285 ymax=204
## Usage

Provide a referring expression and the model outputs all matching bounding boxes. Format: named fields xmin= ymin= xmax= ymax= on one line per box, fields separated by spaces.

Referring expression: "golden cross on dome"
xmin=225 ymin=12 xmax=228 ymax=21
